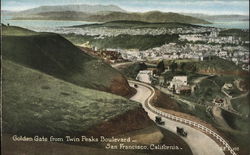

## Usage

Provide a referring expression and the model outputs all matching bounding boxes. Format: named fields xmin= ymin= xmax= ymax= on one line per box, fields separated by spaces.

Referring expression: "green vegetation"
xmin=231 ymin=95 xmax=250 ymax=116
xmin=2 ymin=60 xmax=139 ymax=136
xmin=193 ymin=57 xmax=242 ymax=73
xmin=64 ymin=33 xmax=179 ymax=50
xmin=163 ymin=57 xmax=243 ymax=74
xmin=120 ymin=62 xmax=147 ymax=79
xmin=185 ymin=75 xmax=243 ymax=103
xmin=176 ymin=100 xmax=214 ymax=124
xmin=156 ymin=60 xmax=165 ymax=73
xmin=2 ymin=25 xmax=38 ymax=36
xmin=221 ymin=109 xmax=248 ymax=131
xmin=163 ymin=70 xmax=204 ymax=83
xmin=2 ymin=25 xmax=142 ymax=137
xmin=219 ymin=29 xmax=249 ymax=41
xmin=192 ymin=76 xmax=224 ymax=102
xmin=2 ymin=25 xmax=124 ymax=91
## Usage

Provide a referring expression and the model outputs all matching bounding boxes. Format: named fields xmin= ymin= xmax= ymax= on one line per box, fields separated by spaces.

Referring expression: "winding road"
xmin=129 ymin=80 xmax=237 ymax=155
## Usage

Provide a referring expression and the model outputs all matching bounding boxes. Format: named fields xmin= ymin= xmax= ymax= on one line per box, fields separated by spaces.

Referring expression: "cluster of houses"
xmin=54 ymin=26 xmax=219 ymax=37
xmin=75 ymin=25 xmax=249 ymax=71
xmin=78 ymin=42 xmax=125 ymax=63
xmin=136 ymin=69 xmax=191 ymax=95
xmin=119 ymin=42 xmax=249 ymax=71
xmin=179 ymin=31 xmax=246 ymax=45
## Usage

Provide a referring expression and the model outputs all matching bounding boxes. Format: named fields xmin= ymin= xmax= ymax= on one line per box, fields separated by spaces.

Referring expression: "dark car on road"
xmin=176 ymin=127 xmax=187 ymax=137
xmin=155 ymin=116 xmax=165 ymax=125
xmin=134 ymin=84 xmax=138 ymax=88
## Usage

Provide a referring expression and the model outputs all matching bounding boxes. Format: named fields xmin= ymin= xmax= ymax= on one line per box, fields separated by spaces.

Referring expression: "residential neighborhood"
xmin=118 ymin=41 xmax=249 ymax=71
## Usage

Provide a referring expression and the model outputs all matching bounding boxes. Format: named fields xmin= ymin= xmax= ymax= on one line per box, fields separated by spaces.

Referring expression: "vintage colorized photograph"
xmin=1 ymin=0 xmax=249 ymax=155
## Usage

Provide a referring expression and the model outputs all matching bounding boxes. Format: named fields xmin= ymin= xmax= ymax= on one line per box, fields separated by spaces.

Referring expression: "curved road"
xmin=129 ymin=80 xmax=225 ymax=155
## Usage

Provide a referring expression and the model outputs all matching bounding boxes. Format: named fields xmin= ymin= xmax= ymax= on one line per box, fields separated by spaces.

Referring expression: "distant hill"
xmin=74 ymin=20 xmax=203 ymax=28
xmin=2 ymin=25 xmax=133 ymax=96
xmin=12 ymin=11 xmax=210 ymax=24
xmin=85 ymin=11 xmax=211 ymax=24
xmin=186 ymin=13 xmax=249 ymax=22
xmin=9 ymin=4 xmax=125 ymax=15
xmin=1 ymin=10 xmax=17 ymax=16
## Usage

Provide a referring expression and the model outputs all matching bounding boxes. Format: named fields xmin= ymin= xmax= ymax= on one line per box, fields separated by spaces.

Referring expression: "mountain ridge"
xmin=12 ymin=10 xmax=211 ymax=24
xmin=6 ymin=4 xmax=126 ymax=15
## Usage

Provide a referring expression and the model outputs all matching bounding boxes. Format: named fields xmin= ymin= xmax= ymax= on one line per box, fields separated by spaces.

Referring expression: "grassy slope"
xmin=63 ymin=34 xmax=179 ymax=51
xmin=119 ymin=62 xmax=148 ymax=79
xmin=2 ymin=25 xmax=126 ymax=92
xmin=196 ymin=57 xmax=242 ymax=72
xmin=2 ymin=59 xmax=139 ymax=136
xmin=163 ymin=57 xmax=243 ymax=75
xmin=231 ymin=95 xmax=250 ymax=116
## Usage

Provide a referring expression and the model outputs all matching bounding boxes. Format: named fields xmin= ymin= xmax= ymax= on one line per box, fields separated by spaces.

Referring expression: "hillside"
xmin=163 ymin=57 xmax=244 ymax=76
xmin=2 ymin=59 xmax=145 ymax=137
xmin=194 ymin=57 xmax=245 ymax=75
xmin=12 ymin=11 xmax=210 ymax=24
xmin=219 ymin=29 xmax=250 ymax=41
xmin=2 ymin=25 xmax=133 ymax=96
xmin=2 ymin=25 xmax=193 ymax=155
xmin=64 ymin=33 xmax=179 ymax=51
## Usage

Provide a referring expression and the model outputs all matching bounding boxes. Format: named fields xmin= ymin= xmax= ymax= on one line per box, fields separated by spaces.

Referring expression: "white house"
xmin=136 ymin=70 xmax=153 ymax=84
xmin=169 ymin=76 xmax=188 ymax=89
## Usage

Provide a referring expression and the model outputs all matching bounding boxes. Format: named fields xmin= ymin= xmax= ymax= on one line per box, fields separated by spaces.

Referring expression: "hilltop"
xmin=12 ymin=10 xmax=210 ymax=24
xmin=2 ymin=25 xmax=133 ymax=96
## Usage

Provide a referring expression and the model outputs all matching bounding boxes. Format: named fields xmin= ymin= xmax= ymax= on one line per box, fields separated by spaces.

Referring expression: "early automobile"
xmin=176 ymin=127 xmax=187 ymax=137
xmin=134 ymin=84 xmax=138 ymax=88
xmin=155 ymin=116 xmax=165 ymax=125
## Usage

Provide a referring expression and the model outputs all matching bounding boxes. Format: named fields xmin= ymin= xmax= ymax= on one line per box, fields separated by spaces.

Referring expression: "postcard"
xmin=1 ymin=0 xmax=249 ymax=155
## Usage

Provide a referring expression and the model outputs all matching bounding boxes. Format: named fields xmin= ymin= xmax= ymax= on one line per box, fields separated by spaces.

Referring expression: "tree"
xmin=181 ymin=63 xmax=186 ymax=72
xmin=170 ymin=61 xmax=178 ymax=73
xmin=192 ymin=66 xmax=197 ymax=73
xmin=157 ymin=60 xmax=165 ymax=74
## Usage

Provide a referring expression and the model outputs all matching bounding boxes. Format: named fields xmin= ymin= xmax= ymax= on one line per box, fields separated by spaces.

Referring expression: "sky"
xmin=1 ymin=0 xmax=249 ymax=15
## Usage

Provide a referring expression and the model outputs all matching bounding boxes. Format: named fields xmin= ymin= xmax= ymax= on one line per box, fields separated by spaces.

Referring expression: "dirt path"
xmin=212 ymin=106 xmax=231 ymax=129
